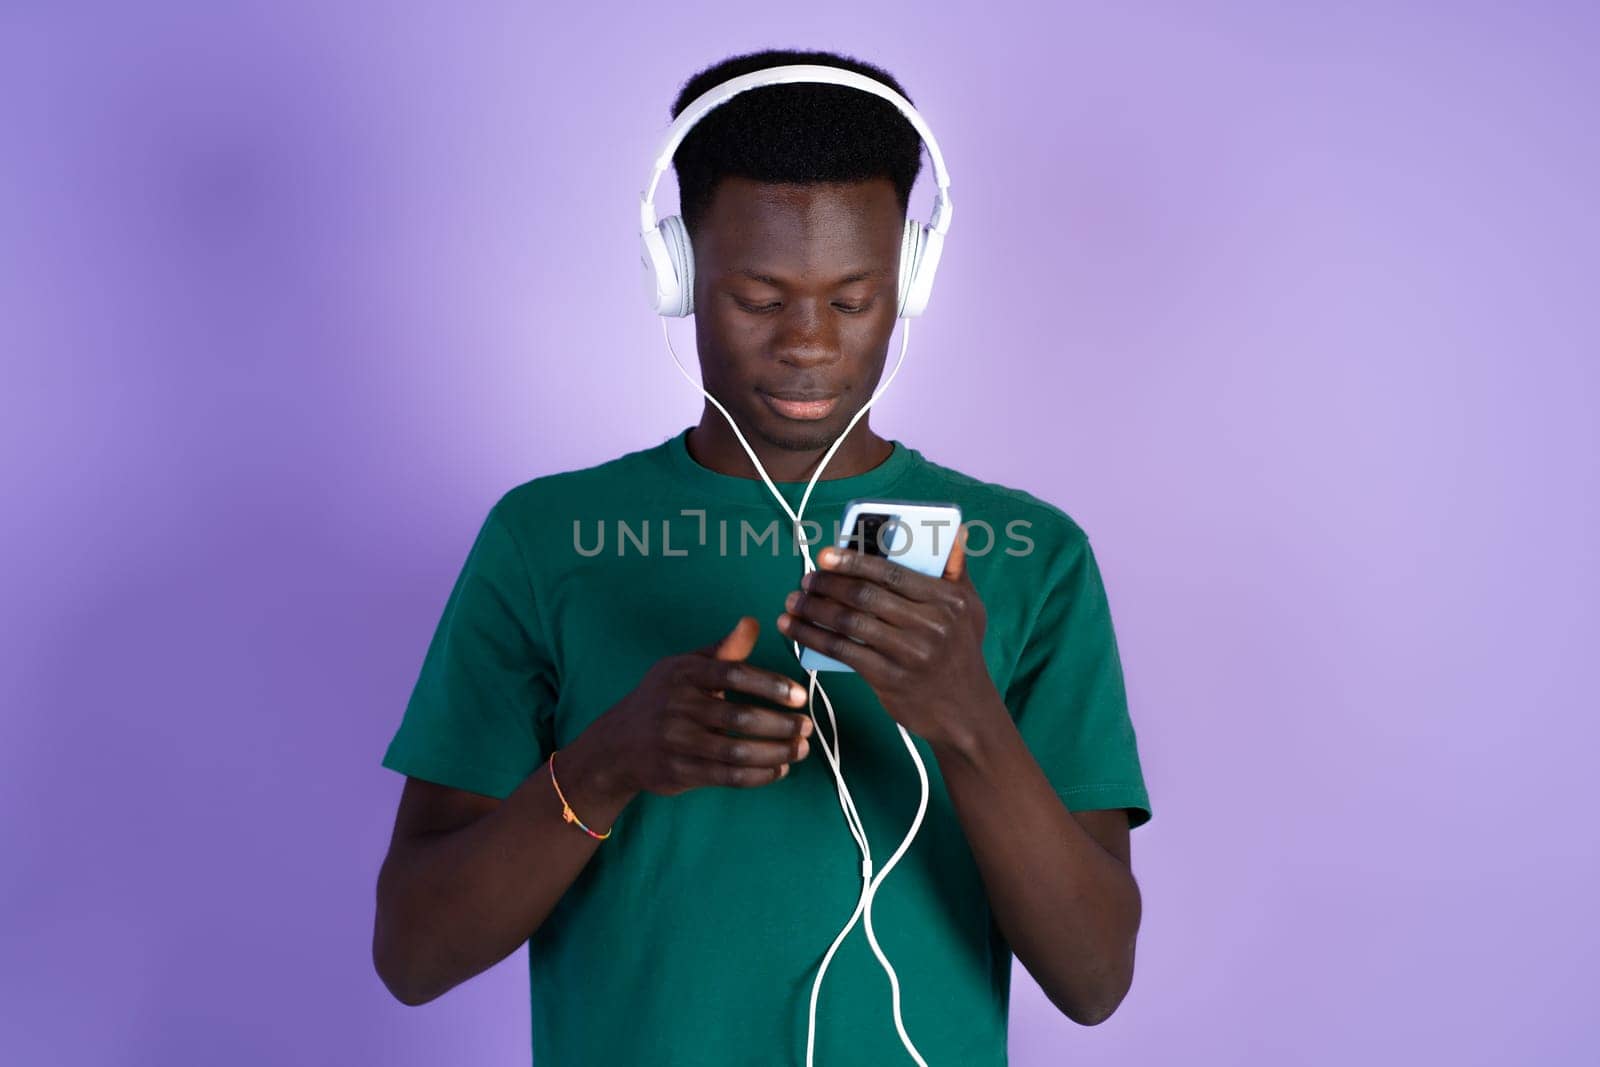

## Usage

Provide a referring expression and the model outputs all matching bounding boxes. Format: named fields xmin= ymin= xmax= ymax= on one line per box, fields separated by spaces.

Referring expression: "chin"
xmin=752 ymin=409 xmax=853 ymax=454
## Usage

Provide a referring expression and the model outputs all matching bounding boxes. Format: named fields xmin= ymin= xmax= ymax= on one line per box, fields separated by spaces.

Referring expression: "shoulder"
xmin=490 ymin=438 xmax=669 ymax=536
xmin=904 ymin=448 xmax=1092 ymax=564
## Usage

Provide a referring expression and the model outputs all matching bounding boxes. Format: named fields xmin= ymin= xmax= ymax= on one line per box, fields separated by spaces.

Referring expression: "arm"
xmin=373 ymin=731 xmax=635 ymax=1006
xmin=374 ymin=616 xmax=814 ymax=1006
xmin=777 ymin=534 xmax=1146 ymax=1025
xmin=931 ymin=694 xmax=1139 ymax=1026
xmin=372 ymin=501 xmax=637 ymax=1006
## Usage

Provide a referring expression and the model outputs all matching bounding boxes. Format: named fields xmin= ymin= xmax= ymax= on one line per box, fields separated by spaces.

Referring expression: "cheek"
xmin=842 ymin=308 xmax=897 ymax=355
xmin=720 ymin=330 xmax=775 ymax=371
xmin=698 ymin=316 xmax=769 ymax=376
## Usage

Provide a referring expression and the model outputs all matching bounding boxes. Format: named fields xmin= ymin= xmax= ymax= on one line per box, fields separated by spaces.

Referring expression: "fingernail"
xmin=801 ymin=572 xmax=814 ymax=590
xmin=785 ymin=591 xmax=799 ymax=610
xmin=779 ymin=764 xmax=790 ymax=778
xmin=790 ymin=685 xmax=806 ymax=704
xmin=818 ymin=548 xmax=835 ymax=566
xmin=796 ymin=738 xmax=810 ymax=760
xmin=798 ymin=717 xmax=813 ymax=736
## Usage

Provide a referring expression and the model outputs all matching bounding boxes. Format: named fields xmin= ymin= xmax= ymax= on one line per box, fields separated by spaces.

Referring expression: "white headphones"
xmin=638 ymin=63 xmax=954 ymax=318
xmin=643 ymin=62 xmax=953 ymax=1067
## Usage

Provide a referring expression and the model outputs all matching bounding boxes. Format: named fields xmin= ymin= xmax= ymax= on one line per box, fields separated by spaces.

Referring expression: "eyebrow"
xmin=733 ymin=267 xmax=886 ymax=287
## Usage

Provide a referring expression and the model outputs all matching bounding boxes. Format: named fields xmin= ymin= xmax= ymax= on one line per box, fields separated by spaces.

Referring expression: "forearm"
xmin=374 ymin=730 xmax=637 ymax=1005
xmin=932 ymin=692 xmax=1141 ymax=1025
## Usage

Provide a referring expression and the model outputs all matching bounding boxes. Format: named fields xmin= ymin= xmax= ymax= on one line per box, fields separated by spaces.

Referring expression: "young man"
xmin=374 ymin=48 xmax=1152 ymax=1066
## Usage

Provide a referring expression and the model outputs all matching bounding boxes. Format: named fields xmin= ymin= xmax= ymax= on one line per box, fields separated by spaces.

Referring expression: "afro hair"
xmin=668 ymin=49 xmax=925 ymax=237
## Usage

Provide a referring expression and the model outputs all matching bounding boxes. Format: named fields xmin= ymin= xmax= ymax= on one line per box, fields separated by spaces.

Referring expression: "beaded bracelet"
xmin=549 ymin=750 xmax=613 ymax=841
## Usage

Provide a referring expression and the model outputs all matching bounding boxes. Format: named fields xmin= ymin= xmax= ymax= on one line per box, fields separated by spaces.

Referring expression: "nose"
xmin=772 ymin=301 xmax=841 ymax=370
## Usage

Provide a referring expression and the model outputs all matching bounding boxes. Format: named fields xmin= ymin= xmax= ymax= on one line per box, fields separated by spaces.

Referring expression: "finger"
xmin=797 ymin=570 xmax=924 ymax=629
xmin=685 ymin=657 xmax=809 ymax=709
xmin=710 ymin=615 xmax=759 ymax=661
xmin=664 ymin=716 xmax=811 ymax=766
xmin=682 ymin=696 xmax=814 ymax=741
xmin=778 ymin=611 xmax=898 ymax=678
xmin=702 ymin=616 xmax=759 ymax=697
xmin=943 ymin=523 xmax=968 ymax=583
xmin=784 ymin=588 xmax=926 ymax=667
xmin=816 ymin=546 xmax=942 ymax=601
xmin=667 ymin=754 xmax=792 ymax=789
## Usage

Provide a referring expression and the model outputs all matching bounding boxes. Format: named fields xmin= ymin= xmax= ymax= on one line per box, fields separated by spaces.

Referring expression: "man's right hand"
xmin=374 ymin=616 xmax=815 ymax=1006
xmin=574 ymin=616 xmax=814 ymax=799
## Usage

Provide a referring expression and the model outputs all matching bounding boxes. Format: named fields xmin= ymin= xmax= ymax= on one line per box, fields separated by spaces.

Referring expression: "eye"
xmin=733 ymin=297 xmax=782 ymax=314
xmin=833 ymin=300 xmax=873 ymax=315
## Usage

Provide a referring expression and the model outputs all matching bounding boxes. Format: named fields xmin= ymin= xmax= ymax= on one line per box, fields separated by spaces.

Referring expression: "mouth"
xmin=758 ymin=389 xmax=842 ymax=421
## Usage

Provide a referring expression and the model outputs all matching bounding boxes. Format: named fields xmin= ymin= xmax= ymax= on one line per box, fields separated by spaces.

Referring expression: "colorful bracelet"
xmin=549 ymin=750 xmax=613 ymax=841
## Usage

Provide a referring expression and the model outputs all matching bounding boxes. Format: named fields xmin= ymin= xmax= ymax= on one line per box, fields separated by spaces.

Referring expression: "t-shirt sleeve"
xmin=381 ymin=500 xmax=558 ymax=800
xmin=1004 ymin=527 xmax=1153 ymax=829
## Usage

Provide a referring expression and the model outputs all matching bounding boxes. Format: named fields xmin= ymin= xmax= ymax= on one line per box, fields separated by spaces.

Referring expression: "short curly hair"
xmin=668 ymin=49 xmax=925 ymax=237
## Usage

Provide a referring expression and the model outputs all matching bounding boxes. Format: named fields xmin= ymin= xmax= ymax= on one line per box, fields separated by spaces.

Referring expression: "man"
xmin=373 ymin=48 xmax=1152 ymax=1066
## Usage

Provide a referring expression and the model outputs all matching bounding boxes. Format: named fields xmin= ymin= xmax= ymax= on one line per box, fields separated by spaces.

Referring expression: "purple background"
xmin=4 ymin=2 xmax=1596 ymax=1064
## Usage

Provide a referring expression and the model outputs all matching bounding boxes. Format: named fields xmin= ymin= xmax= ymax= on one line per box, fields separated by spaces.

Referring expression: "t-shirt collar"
xmin=659 ymin=425 xmax=917 ymax=509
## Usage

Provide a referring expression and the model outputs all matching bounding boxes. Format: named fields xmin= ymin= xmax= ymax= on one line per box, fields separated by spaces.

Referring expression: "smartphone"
xmin=797 ymin=498 xmax=964 ymax=673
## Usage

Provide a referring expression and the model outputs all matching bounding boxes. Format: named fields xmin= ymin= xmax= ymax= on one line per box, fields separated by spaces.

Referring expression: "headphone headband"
xmin=646 ymin=65 xmax=953 ymax=1066
xmin=638 ymin=63 xmax=952 ymax=237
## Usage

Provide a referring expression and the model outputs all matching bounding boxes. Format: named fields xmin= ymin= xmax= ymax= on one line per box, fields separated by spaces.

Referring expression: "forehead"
xmin=696 ymin=176 xmax=902 ymax=276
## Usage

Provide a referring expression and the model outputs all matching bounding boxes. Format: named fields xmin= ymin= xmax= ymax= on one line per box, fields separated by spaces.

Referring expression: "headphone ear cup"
xmin=899 ymin=219 xmax=946 ymax=318
xmin=660 ymin=215 xmax=694 ymax=317
xmin=896 ymin=218 xmax=924 ymax=318
xmin=639 ymin=215 xmax=695 ymax=316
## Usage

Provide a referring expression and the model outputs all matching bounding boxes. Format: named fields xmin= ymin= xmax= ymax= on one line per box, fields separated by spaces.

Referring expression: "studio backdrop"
xmin=3 ymin=2 xmax=1596 ymax=1065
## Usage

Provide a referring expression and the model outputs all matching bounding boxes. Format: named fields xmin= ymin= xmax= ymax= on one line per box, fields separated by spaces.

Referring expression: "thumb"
xmin=711 ymin=615 xmax=759 ymax=661
xmin=942 ymin=523 xmax=969 ymax=583
xmin=706 ymin=616 xmax=758 ymax=701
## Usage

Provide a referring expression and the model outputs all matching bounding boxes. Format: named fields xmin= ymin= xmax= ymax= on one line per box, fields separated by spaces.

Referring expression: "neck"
xmin=687 ymin=413 xmax=893 ymax=483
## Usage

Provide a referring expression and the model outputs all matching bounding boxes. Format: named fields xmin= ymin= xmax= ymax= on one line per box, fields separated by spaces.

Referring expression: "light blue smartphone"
xmin=797 ymin=498 xmax=964 ymax=673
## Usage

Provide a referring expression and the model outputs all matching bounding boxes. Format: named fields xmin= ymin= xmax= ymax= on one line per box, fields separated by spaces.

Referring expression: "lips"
xmin=760 ymin=389 xmax=841 ymax=421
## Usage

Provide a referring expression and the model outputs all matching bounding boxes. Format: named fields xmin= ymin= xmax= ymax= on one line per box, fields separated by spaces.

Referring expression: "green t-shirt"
xmin=382 ymin=426 xmax=1152 ymax=1066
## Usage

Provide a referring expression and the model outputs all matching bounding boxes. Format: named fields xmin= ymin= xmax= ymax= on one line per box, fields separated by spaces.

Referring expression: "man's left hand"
xmin=777 ymin=526 xmax=1003 ymax=754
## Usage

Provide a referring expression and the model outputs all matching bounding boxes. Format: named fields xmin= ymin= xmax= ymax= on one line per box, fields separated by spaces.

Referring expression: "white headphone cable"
xmin=660 ymin=317 xmax=932 ymax=1066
